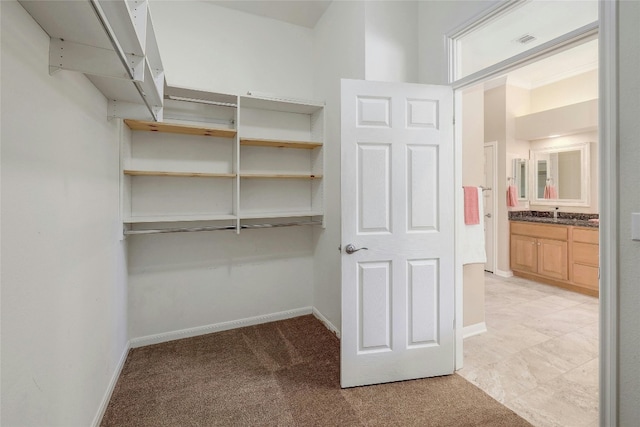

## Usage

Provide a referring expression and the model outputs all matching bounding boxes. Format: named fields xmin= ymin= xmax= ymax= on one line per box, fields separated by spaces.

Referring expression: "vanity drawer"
xmin=511 ymin=222 xmax=568 ymax=241
xmin=573 ymin=242 xmax=599 ymax=266
xmin=573 ymin=227 xmax=599 ymax=244
xmin=572 ymin=263 xmax=599 ymax=290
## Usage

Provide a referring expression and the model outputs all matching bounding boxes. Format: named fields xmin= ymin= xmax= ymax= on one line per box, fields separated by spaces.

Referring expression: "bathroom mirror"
xmin=512 ymin=159 xmax=528 ymax=200
xmin=531 ymin=142 xmax=591 ymax=206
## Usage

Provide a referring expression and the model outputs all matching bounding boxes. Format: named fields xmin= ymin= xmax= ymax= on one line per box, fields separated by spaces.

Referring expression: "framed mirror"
xmin=531 ymin=142 xmax=591 ymax=206
xmin=512 ymin=158 xmax=528 ymax=200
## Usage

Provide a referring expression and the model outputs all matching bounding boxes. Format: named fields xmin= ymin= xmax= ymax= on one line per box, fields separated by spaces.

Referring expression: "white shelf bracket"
xmin=49 ymin=38 xmax=144 ymax=81
xmin=109 ymin=100 xmax=162 ymax=122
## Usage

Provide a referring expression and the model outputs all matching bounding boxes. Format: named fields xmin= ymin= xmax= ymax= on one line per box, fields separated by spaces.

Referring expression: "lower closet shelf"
xmin=123 ymin=214 xmax=237 ymax=223
xmin=124 ymin=219 xmax=323 ymax=235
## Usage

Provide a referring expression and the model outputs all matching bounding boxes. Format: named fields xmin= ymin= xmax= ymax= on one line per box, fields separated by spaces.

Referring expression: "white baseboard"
xmin=494 ymin=269 xmax=514 ymax=278
xmin=462 ymin=322 xmax=487 ymax=339
xmin=92 ymin=341 xmax=130 ymax=427
xmin=129 ymin=307 xmax=314 ymax=348
xmin=312 ymin=307 xmax=341 ymax=339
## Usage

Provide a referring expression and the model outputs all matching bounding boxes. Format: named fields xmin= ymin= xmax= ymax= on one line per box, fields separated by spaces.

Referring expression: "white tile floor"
xmin=458 ymin=273 xmax=599 ymax=427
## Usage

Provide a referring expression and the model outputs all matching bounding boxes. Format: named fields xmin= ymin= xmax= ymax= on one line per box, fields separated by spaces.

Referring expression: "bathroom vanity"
xmin=510 ymin=214 xmax=599 ymax=297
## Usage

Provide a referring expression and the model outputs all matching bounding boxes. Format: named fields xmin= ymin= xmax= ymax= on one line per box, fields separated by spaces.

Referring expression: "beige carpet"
xmin=101 ymin=315 xmax=532 ymax=426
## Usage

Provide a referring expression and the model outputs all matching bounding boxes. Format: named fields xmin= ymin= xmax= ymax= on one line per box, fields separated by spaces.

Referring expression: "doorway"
xmin=459 ymin=53 xmax=601 ymax=427
xmin=449 ymin=2 xmax=602 ymax=425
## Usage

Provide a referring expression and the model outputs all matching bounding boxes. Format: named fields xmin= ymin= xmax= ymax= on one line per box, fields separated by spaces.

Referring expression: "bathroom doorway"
xmin=449 ymin=1 xmax=601 ymax=425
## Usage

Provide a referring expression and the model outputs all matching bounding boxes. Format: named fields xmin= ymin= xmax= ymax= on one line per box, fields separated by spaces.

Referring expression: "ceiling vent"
xmin=515 ymin=34 xmax=537 ymax=45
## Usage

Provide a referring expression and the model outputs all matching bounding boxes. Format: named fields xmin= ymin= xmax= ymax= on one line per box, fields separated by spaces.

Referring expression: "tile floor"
xmin=458 ymin=273 xmax=599 ymax=427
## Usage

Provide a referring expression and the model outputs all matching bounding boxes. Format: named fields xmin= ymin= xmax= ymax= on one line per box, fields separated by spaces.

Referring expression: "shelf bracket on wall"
xmin=49 ymin=38 xmax=144 ymax=80
xmin=109 ymin=100 xmax=163 ymax=122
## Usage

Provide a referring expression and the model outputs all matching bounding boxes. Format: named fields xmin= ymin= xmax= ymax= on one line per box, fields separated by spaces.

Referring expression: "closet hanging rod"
xmin=241 ymin=220 xmax=322 ymax=229
xmin=167 ymin=95 xmax=237 ymax=108
xmin=125 ymin=224 xmax=236 ymax=235
xmin=124 ymin=220 xmax=322 ymax=236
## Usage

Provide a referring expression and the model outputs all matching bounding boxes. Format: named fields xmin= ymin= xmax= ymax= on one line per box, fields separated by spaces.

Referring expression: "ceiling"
xmin=506 ymin=39 xmax=598 ymax=89
xmin=208 ymin=0 xmax=332 ymax=28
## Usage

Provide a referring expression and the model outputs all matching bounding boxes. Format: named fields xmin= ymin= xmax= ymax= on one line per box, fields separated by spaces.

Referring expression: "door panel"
xmin=538 ymin=238 xmax=568 ymax=280
xmin=408 ymin=259 xmax=439 ymax=346
xmin=359 ymin=261 xmax=392 ymax=352
xmin=407 ymin=145 xmax=439 ymax=231
xmin=358 ymin=143 xmax=391 ymax=233
xmin=511 ymin=234 xmax=538 ymax=273
xmin=341 ymin=79 xmax=454 ymax=388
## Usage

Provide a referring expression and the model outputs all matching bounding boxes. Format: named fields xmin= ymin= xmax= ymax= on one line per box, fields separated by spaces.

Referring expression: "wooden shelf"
xmin=124 ymin=119 xmax=237 ymax=138
xmin=124 ymin=170 xmax=236 ymax=178
xmin=123 ymin=214 xmax=237 ymax=224
xmin=240 ymin=137 xmax=322 ymax=149
xmin=240 ymin=173 xmax=322 ymax=180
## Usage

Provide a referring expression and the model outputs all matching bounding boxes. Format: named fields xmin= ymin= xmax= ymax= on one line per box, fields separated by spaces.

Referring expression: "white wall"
xmin=0 ymin=2 xmax=128 ymax=426
xmin=150 ymin=1 xmax=314 ymax=99
xmin=617 ymin=0 xmax=640 ymax=422
xmin=312 ymin=1 xmax=366 ymax=332
xmin=530 ymin=69 xmax=598 ymax=113
xmin=127 ymin=228 xmax=314 ymax=340
xmin=418 ymin=0 xmax=500 ymax=85
xmin=365 ymin=1 xmax=419 ymax=83
xmin=126 ymin=1 xmax=319 ymax=342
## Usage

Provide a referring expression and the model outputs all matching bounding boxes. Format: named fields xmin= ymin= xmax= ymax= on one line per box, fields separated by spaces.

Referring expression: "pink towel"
xmin=463 ymin=186 xmax=480 ymax=225
xmin=507 ymin=185 xmax=519 ymax=207
xmin=543 ymin=184 xmax=558 ymax=199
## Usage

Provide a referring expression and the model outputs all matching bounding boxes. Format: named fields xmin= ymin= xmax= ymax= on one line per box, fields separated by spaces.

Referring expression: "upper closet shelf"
xmin=19 ymin=0 xmax=164 ymax=121
xmin=164 ymin=85 xmax=238 ymax=108
xmin=124 ymin=119 xmax=237 ymax=138
xmin=240 ymin=138 xmax=322 ymax=149
xmin=240 ymin=93 xmax=324 ymax=114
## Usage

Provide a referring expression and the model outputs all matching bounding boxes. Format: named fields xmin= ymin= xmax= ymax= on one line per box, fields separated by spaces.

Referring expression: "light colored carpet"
xmin=101 ymin=315 xmax=532 ymax=426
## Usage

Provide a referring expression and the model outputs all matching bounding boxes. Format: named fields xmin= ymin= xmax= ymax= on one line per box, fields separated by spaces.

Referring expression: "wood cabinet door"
xmin=537 ymin=238 xmax=568 ymax=280
xmin=511 ymin=234 xmax=538 ymax=273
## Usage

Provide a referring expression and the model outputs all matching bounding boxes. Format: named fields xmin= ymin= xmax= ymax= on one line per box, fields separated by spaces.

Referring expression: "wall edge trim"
xmin=494 ymin=269 xmax=514 ymax=278
xmin=462 ymin=322 xmax=487 ymax=339
xmin=312 ymin=307 xmax=341 ymax=339
xmin=129 ymin=307 xmax=314 ymax=348
xmin=92 ymin=341 xmax=130 ymax=427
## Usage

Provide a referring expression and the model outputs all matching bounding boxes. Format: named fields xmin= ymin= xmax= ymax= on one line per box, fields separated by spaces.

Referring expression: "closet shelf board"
xmin=124 ymin=170 xmax=236 ymax=178
xmin=240 ymin=174 xmax=323 ymax=180
xmin=240 ymin=138 xmax=322 ymax=149
xmin=123 ymin=214 xmax=237 ymax=224
xmin=124 ymin=119 xmax=237 ymax=138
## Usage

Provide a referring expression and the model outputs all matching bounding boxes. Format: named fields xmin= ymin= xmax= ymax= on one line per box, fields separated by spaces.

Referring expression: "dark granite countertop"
xmin=509 ymin=211 xmax=599 ymax=228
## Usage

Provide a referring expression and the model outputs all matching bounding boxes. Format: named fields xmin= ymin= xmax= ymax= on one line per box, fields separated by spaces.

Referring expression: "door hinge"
xmin=453 ymin=116 xmax=456 ymax=125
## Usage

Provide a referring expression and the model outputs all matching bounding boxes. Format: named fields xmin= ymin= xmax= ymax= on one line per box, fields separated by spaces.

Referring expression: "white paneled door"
xmin=340 ymin=79 xmax=455 ymax=388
